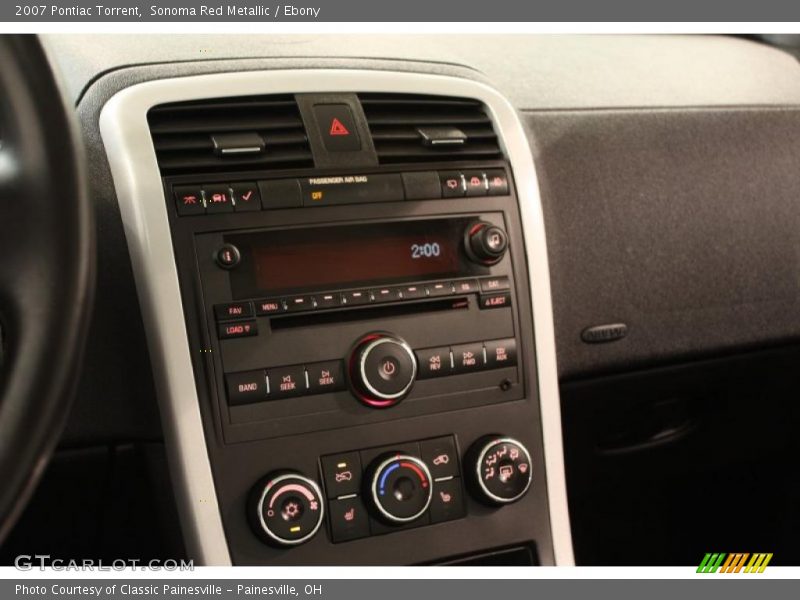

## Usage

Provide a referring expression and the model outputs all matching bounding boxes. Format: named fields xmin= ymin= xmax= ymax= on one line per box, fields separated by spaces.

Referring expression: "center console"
xmin=100 ymin=69 xmax=572 ymax=566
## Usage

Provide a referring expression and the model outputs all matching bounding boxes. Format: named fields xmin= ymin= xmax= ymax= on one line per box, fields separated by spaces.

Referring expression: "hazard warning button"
xmin=313 ymin=104 xmax=362 ymax=152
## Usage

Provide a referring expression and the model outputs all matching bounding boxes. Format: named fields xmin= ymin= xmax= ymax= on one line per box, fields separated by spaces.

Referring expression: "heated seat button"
xmin=204 ymin=186 xmax=233 ymax=213
xmin=452 ymin=342 xmax=485 ymax=373
xmin=266 ymin=365 xmax=307 ymax=399
xmin=485 ymin=169 xmax=509 ymax=195
xmin=430 ymin=478 xmax=466 ymax=524
xmin=440 ymin=171 xmax=466 ymax=197
xmin=485 ymin=338 xmax=517 ymax=369
xmin=231 ymin=182 xmax=261 ymax=212
xmin=214 ymin=301 xmax=254 ymax=320
xmin=321 ymin=452 xmax=362 ymax=498
xmin=226 ymin=370 xmax=267 ymax=405
xmin=464 ymin=171 xmax=488 ymax=197
xmin=218 ymin=320 xmax=257 ymax=339
xmin=415 ymin=347 xmax=452 ymax=379
xmin=173 ymin=186 xmax=204 ymax=216
xmin=255 ymin=298 xmax=286 ymax=316
xmin=307 ymin=360 xmax=345 ymax=394
xmin=420 ymin=436 xmax=459 ymax=479
xmin=314 ymin=104 xmax=362 ymax=152
xmin=329 ymin=496 xmax=370 ymax=543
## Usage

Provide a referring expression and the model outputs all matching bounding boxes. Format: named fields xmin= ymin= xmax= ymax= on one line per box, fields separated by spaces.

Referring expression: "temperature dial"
xmin=249 ymin=472 xmax=324 ymax=546
xmin=469 ymin=436 xmax=532 ymax=505
xmin=367 ymin=454 xmax=433 ymax=524
xmin=349 ymin=333 xmax=417 ymax=408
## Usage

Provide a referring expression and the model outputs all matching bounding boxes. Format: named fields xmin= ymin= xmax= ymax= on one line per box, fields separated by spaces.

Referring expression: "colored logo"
xmin=697 ymin=553 xmax=773 ymax=573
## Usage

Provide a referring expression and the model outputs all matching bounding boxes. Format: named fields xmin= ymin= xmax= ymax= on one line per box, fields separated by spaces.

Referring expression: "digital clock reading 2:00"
xmin=410 ymin=242 xmax=442 ymax=259
xmin=226 ymin=217 xmax=490 ymax=298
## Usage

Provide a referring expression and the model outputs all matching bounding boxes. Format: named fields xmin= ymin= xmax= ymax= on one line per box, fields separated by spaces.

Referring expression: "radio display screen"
xmin=226 ymin=217 xmax=488 ymax=297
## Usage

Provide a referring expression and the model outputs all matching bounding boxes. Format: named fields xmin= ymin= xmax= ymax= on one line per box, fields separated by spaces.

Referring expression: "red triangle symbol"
xmin=329 ymin=118 xmax=350 ymax=136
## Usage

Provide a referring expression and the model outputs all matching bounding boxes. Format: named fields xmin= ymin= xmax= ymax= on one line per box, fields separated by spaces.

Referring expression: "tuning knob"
xmin=249 ymin=472 xmax=324 ymax=546
xmin=468 ymin=436 xmax=532 ymax=505
xmin=465 ymin=221 xmax=508 ymax=265
xmin=366 ymin=453 xmax=433 ymax=524
xmin=348 ymin=333 xmax=417 ymax=408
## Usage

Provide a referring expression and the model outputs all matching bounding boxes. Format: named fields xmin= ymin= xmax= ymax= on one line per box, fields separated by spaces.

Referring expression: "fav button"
xmin=214 ymin=301 xmax=254 ymax=320
xmin=321 ymin=451 xmax=363 ymax=498
xmin=420 ymin=436 xmax=459 ymax=479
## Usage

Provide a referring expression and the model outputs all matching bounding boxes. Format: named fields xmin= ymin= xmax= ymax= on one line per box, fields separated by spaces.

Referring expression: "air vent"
xmin=359 ymin=93 xmax=503 ymax=165
xmin=148 ymin=95 xmax=313 ymax=176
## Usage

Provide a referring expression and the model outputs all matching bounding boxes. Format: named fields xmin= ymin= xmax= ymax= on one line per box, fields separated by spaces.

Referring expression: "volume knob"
xmin=349 ymin=333 xmax=417 ymax=408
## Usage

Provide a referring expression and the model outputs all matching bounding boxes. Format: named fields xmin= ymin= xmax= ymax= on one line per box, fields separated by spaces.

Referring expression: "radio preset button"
xmin=314 ymin=292 xmax=343 ymax=309
xmin=452 ymin=342 xmax=486 ymax=373
xmin=255 ymin=298 xmax=286 ymax=316
xmin=218 ymin=320 xmax=257 ymax=339
xmin=266 ymin=365 xmax=307 ymax=399
xmin=307 ymin=360 xmax=345 ymax=394
xmin=415 ymin=347 xmax=453 ymax=379
xmin=285 ymin=295 xmax=314 ymax=312
xmin=400 ymin=285 xmax=426 ymax=300
xmin=372 ymin=287 xmax=403 ymax=303
xmin=343 ymin=290 xmax=372 ymax=306
xmin=226 ymin=370 xmax=267 ymax=405
xmin=453 ymin=279 xmax=480 ymax=294
xmin=485 ymin=338 xmax=518 ymax=369
xmin=214 ymin=301 xmax=254 ymax=320
xmin=426 ymin=281 xmax=453 ymax=297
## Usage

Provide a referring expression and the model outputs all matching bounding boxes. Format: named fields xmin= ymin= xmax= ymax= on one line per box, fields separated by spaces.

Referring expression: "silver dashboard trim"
xmin=98 ymin=69 xmax=574 ymax=566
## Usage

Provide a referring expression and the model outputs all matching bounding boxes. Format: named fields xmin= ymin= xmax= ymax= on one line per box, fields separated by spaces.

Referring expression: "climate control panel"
xmin=247 ymin=435 xmax=532 ymax=547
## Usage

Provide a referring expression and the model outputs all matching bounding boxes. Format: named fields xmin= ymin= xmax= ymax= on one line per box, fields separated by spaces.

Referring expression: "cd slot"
xmin=270 ymin=296 xmax=470 ymax=330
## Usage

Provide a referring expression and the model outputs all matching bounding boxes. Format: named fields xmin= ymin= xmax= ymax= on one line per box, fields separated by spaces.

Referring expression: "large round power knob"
xmin=468 ymin=436 xmax=532 ymax=505
xmin=367 ymin=454 xmax=433 ymax=524
xmin=249 ymin=472 xmax=324 ymax=546
xmin=465 ymin=221 xmax=508 ymax=265
xmin=349 ymin=333 xmax=417 ymax=408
